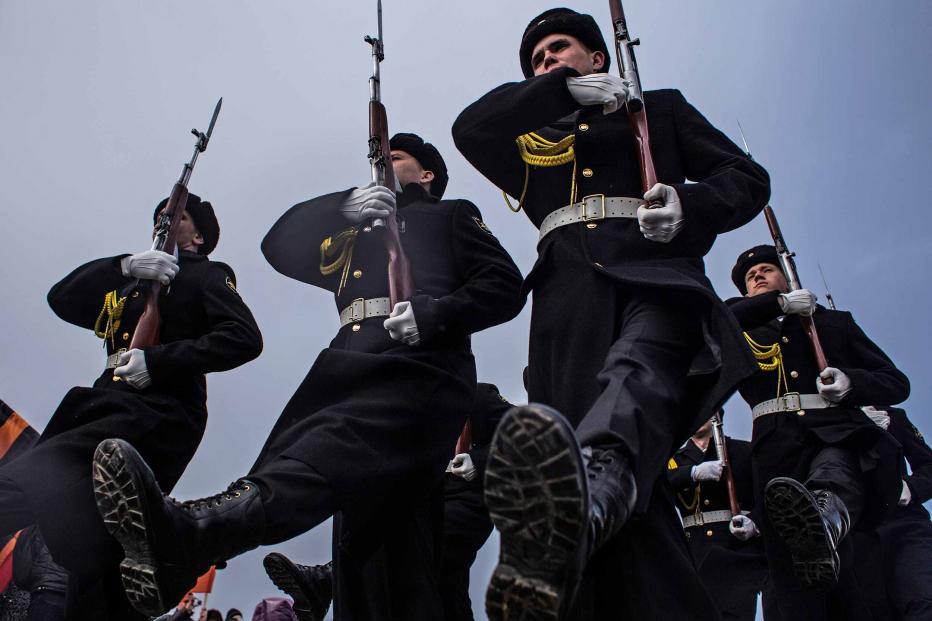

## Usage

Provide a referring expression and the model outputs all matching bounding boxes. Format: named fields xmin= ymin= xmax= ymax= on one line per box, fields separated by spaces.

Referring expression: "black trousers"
xmin=439 ymin=476 xmax=493 ymax=621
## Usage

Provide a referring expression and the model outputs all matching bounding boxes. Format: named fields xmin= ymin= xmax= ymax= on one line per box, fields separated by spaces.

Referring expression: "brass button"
xmin=132 ymin=291 xmax=140 ymax=298
xmin=581 ymin=168 xmax=593 ymax=178
xmin=363 ymin=226 xmax=372 ymax=233
xmin=782 ymin=336 xmax=789 ymax=343
xmin=586 ymin=223 xmax=598 ymax=229
xmin=122 ymin=332 xmax=130 ymax=341
xmin=703 ymin=499 xmax=710 ymax=506
xmin=797 ymin=410 xmax=806 ymax=416
xmin=578 ymin=123 xmax=590 ymax=132
xmin=593 ymin=262 xmax=604 ymax=268
xmin=351 ymin=324 xmax=361 ymax=332
xmin=353 ymin=269 xmax=363 ymax=279
xmin=790 ymin=370 xmax=799 ymax=379
xmin=706 ymin=530 xmax=714 ymax=537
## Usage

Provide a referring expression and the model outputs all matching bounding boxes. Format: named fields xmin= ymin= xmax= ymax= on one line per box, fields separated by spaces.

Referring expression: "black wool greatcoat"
xmin=728 ymin=291 xmax=908 ymax=527
xmin=0 ymin=252 xmax=262 ymax=582
xmin=257 ymin=184 xmax=524 ymax=621
xmin=453 ymin=68 xmax=771 ymax=503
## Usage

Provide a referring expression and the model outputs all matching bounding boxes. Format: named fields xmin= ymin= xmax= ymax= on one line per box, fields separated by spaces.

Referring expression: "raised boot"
xmin=263 ymin=554 xmax=333 ymax=621
xmin=483 ymin=404 xmax=636 ymax=621
xmin=92 ymin=439 xmax=265 ymax=617
xmin=764 ymin=477 xmax=850 ymax=589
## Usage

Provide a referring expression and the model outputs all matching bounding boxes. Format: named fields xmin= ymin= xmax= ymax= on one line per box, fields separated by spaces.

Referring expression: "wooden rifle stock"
xmin=129 ymin=182 xmax=188 ymax=350
xmin=711 ymin=413 xmax=740 ymax=515
xmin=454 ymin=420 xmax=473 ymax=456
xmin=763 ymin=206 xmax=829 ymax=371
xmin=608 ymin=0 xmax=659 ymax=194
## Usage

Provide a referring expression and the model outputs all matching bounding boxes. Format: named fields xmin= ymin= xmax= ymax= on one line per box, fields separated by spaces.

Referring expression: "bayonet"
xmin=818 ymin=263 xmax=837 ymax=310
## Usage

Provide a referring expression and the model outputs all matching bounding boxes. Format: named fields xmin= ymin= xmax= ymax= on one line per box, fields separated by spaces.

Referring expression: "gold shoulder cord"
xmin=505 ymin=132 xmax=577 ymax=213
xmin=743 ymin=332 xmax=789 ymax=397
xmin=320 ymin=227 xmax=359 ymax=296
xmin=93 ymin=290 xmax=127 ymax=348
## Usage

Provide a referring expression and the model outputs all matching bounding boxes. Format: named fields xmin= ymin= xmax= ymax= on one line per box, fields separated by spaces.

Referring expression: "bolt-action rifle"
xmin=365 ymin=0 xmax=415 ymax=306
xmin=130 ymin=99 xmax=222 ymax=350
xmin=711 ymin=412 xmax=740 ymax=515
xmin=608 ymin=0 xmax=658 ymax=195
xmin=737 ymin=123 xmax=829 ymax=371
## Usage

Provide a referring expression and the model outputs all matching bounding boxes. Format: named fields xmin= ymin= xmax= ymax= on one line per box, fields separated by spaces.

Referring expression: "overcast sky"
xmin=2 ymin=1 xmax=930 ymax=619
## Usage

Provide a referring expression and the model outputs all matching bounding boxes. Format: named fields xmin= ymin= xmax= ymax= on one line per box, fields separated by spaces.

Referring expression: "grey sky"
xmin=1 ymin=1 xmax=930 ymax=618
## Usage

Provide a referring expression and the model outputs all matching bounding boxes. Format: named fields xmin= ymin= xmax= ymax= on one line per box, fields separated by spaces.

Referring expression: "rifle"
xmin=364 ymin=0 xmax=415 ymax=306
xmin=736 ymin=123 xmax=829 ymax=372
xmin=129 ymin=99 xmax=222 ymax=350
xmin=818 ymin=263 xmax=837 ymax=310
xmin=608 ymin=0 xmax=658 ymax=194
xmin=710 ymin=412 xmax=740 ymax=515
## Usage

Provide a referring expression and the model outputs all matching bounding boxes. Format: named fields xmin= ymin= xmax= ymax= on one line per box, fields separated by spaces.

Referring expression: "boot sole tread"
xmin=263 ymin=553 xmax=323 ymax=621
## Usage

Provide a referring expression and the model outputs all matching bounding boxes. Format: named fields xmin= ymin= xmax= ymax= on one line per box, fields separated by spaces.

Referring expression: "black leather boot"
xmin=764 ymin=477 xmax=850 ymax=589
xmin=93 ymin=439 xmax=265 ymax=617
xmin=263 ymin=554 xmax=332 ymax=621
xmin=483 ymin=404 xmax=636 ymax=621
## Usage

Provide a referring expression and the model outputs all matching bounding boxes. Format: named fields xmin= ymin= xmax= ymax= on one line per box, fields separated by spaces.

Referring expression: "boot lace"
xmin=179 ymin=480 xmax=253 ymax=512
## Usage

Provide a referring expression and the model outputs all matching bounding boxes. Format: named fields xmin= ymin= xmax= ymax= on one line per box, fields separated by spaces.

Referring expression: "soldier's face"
xmin=744 ymin=262 xmax=789 ymax=297
xmin=154 ymin=207 xmax=204 ymax=252
xmin=530 ymin=33 xmax=605 ymax=76
xmin=391 ymin=150 xmax=434 ymax=192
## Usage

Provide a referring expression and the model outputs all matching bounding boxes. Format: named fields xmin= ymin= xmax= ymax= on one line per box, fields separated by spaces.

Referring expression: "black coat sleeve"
xmin=47 ymin=255 xmax=133 ymax=330
xmin=668 ymin=443 xmax=703 ymax=491
xmin=837 ymin=312 xmax=909 ymax=407
xmin=145 ymin=262 xmax=263 ymax=383
xmin=888 ymin=408 xmax=932 ymax=504
xmin=410 ymin=201 xmax=524 ymax=343
xmin=668 ymin=90 xmax=770 ymax=235
xmin=452 ymin=69 xmax=581 ymax=198
xmin=725 ymin=291 xmax=784 ymax=330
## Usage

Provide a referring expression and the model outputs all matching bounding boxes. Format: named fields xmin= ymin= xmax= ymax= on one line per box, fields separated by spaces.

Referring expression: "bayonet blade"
xmin=736 ymin=120 xmax=752 ymax=159
xmin=205 ymin=97 xmax=223 ymax=141
xmin=378 ymin=0 xmax=383 ymax=44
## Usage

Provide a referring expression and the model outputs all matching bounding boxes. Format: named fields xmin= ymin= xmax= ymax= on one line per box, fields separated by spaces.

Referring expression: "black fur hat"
xmin=152 ymin=193 xmax=219 ymax=255
xmin=731 ymin=244 xmax=780 ymax=294
xmin=519 ymin=8 xmax=610 ymax=78
xmin=390 ymin=133 xmax=449 ymax=199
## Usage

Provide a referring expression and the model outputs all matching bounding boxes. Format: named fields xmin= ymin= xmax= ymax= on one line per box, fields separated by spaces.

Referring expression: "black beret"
xmin=390 ymin=133 xmax=449 ymax=199
xmin=520 ymin=8 xmax=611 ymax=79
xmin=152 ymin=192 xmax=220 ymax=255
xmin=731 ymin=244 xmax=780 ymax=294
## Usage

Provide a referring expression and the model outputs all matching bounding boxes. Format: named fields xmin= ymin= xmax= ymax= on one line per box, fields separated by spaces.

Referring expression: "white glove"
xmin=691 ymin=460 xmax=724 ymax=482
xmin=729 ymin=515 xmax=760 ymax=541
xmin=340 ymin=183 xmax=396 ymax=223
xmin=779 ymin=289 xmax=817 ymax=316
xmin=113 ymin=348 xmax=152 ymax=389
xmin=899 ymin=480 xmax=912 ymax=506
xmin=639 ymin=184 xmax=685 ymax=243
xmin=817 ymin=367 xmax=853 ymax=403
xmin=121 ymin=250 xmax=179 ymax=285
xmin=861 ymin=406 xmax=891 ymax=430
xmin=565 ymin=74 xmax=630 ymax=114
xmin=449 ymin=453 xmax=478 ymax=481
xmin=383 ymin=301 xmax=420 ymax=346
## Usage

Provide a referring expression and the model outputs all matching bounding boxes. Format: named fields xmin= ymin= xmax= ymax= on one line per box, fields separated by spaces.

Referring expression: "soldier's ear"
xmin=592 ymin=50 xmax=605 ymax=71
xmin=421 ymin=170 xmax=435 ymax=184
xmin=192 ymin=231 xmax=205 ymax=248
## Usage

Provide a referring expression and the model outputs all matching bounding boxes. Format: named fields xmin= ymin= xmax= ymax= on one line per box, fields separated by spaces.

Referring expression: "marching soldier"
xmin=0 ymin=195 xmax=264 ymax=618
xmin=853 ymin=406 xmax=932 ymax=620
xmin=452 ymin=7 xmax=770 ymax=619
xmin=263 ymin=382 xmax=513 ymax=621
xmin=727 ymin=244 xmax=907 ymax=619
xmin=668 ymin=415 xmax=772 ymax=621
xmin=92 ymin=134 xmax=524 ymax=619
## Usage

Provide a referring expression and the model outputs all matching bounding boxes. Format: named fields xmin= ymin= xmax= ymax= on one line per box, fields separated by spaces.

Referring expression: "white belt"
xmin=105 ymin=348 xmax=127 ymax=369
xmin=682 ymin=509 xmax=746 ymax=528
xmin=339 ymin=297 xmax=392 ymax=327
xmin=751 ymin=392 xmax=834 ymax=421
xmin=538 ymin=194 xmax=642 ymax=242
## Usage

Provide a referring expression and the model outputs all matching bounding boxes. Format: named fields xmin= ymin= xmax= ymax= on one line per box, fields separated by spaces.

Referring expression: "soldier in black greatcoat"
xmin=451 ymin=7 xmax=770 ymax=619
xmin=669 ymin=415 xmax=771 ymax=621
xmin=727 ymin=245 xmax=907 ymax=620
xmin=851 ymin=406 xmax=932 ymax=620
xmin=92 ymin=134 xmax=524 ymax=619
xmin=0 ymin=195 xmax=264 ymax=617
xmin=262 ymin=382 xmax=513 ymax=621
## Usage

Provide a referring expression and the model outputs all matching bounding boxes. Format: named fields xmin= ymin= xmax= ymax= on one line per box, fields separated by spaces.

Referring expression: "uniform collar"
xmin=179 ymin=249 xmax=208 ymax=263
xmin=397 ymin=183 xmax=439 ymax=208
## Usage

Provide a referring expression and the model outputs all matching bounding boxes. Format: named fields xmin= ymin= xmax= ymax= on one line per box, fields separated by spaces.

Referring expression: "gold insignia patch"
xmin=914 ymin=425 xmax=924 ymax=441
xmin=225 ymin=276 xmax=238 ymax=294
xmin=473 ymin=216 xmax=493 ymax=235
xmin=667 ymin=458 xmax=678 ymax=470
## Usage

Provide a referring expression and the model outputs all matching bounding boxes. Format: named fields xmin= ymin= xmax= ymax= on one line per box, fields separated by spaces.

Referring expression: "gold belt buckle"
xmin=580 ymin=194 xmax=606 ymax=221
xmin=351 ymin=297 xmax=365 ymax=322
xmin=780 ymin=392 xmax=801 ymax=412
